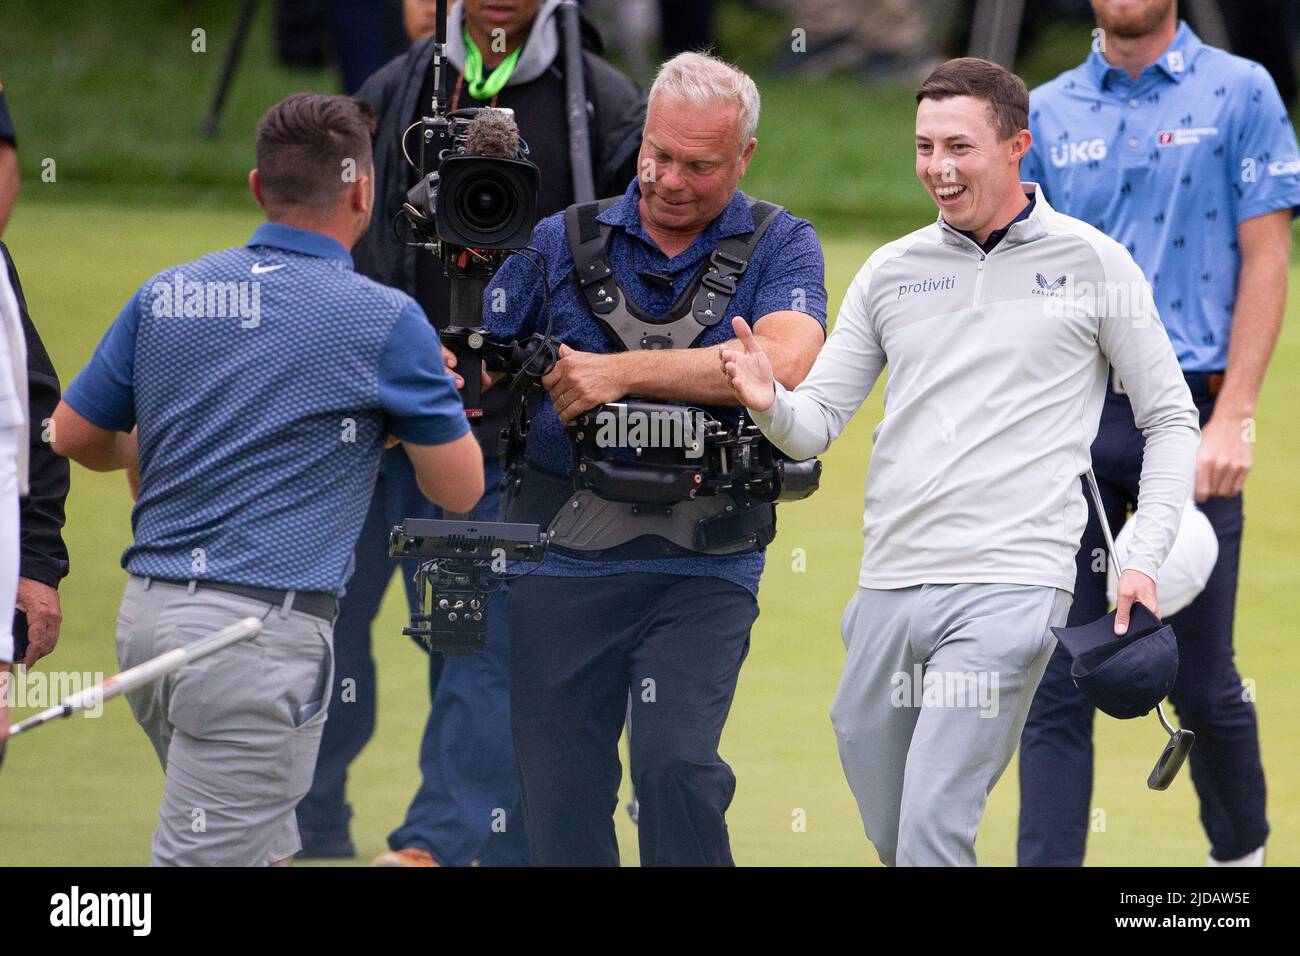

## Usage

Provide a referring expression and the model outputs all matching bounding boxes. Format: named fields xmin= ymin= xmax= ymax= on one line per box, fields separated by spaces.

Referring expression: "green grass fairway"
xmin=1 ymin=198 xmax=1296 ymax=867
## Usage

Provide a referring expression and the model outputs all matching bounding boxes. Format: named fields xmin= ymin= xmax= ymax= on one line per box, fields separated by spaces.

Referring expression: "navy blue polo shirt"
xmin=64 ymin=223 xmax=469 ymax=594
xmin=1025 ymin=21 xmax=1300 ymax=371
xmin=484 ymin=179 xmax=828 ymax=596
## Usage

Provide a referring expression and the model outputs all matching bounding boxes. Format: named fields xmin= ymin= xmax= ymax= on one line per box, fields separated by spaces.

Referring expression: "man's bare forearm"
xmin=69 ymin=431 xmax=137 ymax=472
xmin=614 ymin=315 xmax=821 ymax=404
xmin=615 ymin=342 xmax=740 ymax=404
xmin=1216 ymin=237 xmax=1288 ymax=423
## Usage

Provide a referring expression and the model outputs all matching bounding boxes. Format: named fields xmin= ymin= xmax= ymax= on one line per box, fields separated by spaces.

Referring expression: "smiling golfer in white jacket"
xmin=722 ymin=58 xmax=1200 ymax=866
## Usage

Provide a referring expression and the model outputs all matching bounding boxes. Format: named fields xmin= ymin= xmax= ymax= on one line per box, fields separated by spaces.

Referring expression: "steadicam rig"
xmin=389 ymin=518 xmax=548 ymax=655
xmin=387 ymin=327 xmax=561 ymax=655
xmin=389 ymin=324 xmax=823 ymax=654
xmin=565 ymin=403 xmax=822 ymax=507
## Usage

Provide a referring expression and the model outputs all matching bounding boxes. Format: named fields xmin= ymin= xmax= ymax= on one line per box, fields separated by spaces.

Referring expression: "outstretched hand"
xmin=720 ymin=317 xmax=776 ymax=411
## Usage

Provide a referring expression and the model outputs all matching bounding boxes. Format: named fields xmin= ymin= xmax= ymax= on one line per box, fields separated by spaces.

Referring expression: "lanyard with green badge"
xmin=463 ymin=30 xmax=523 ymax=100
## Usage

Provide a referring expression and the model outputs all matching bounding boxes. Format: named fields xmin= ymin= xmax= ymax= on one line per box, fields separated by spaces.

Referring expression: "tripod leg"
xmin=201 ymin=0 xmax=262 ymax=138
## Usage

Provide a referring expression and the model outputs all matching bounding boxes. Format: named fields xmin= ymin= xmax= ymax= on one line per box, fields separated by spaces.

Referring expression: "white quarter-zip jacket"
xmin=751 ymin=184 xmax=1200 ymax=592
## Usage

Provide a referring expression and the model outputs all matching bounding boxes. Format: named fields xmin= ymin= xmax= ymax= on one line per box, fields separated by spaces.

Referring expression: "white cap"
xmin=1108 ymin=498 xmax=1219 ymax=616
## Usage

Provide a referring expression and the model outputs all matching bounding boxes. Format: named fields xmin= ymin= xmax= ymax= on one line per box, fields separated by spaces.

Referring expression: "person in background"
xmin=775 ymin=0 xmax=951 ymax=82
xmin=0 ymin=82 xmax=71 ymax=675
xmin=0 ymin=237 xmax=29 ymax=754
xmin=403 ymin=0 xmax=441 ymax=41
xmin=659 ymin=0 xmax=718 ymax=57
xmin=0 ymin=82 xmax=20 ymax=237
xmin=1 ymin=242 xmax=70 ymax=677
xmin=1019 ymin=0 xmax=1300 ymax=867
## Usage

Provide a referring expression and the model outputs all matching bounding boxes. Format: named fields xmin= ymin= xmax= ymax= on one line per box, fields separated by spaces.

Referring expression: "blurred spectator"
xmin=586 ymin=0 xmax=658 ymax=79
xmin=0 ymin=241 xmax=25 ymax=750
xmin=588 ymin=0 xmax=720 ymax=72
xmin=660 ymin=0 xmax=719 ymax=56
xmin=0 ymin=85 xmax=76 ymax=679
xmin=2 ymin=243 xmax=70 ymax=672
xmin=0 ymin=84 xmax=18 ymax=237
xmin=403 ymin=0 xmax=440 ymax=41
xmin=275 ymin=0 xmax=408 ymax=94
xmin=776 ymin=0 xmax=953 ymax=81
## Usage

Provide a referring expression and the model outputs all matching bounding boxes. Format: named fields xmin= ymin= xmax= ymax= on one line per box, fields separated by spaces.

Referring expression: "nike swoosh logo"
xmin=251 ymin=263 xmax=285 ymax=274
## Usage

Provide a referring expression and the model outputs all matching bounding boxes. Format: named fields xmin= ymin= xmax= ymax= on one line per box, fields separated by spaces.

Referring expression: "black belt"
xmin=147 ymin=577 xmax=338 ymax=622
xmin=1111 ymin=369 xmax=1223 ymax=398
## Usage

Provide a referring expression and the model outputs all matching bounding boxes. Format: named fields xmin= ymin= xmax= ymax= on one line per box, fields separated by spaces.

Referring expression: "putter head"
xmin=1148 ymin=727 xmax=1196 ymax=790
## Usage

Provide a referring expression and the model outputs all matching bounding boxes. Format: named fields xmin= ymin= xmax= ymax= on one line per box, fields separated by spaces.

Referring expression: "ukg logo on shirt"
xmin=1050 ymin=138 xmax=1107 ymax=167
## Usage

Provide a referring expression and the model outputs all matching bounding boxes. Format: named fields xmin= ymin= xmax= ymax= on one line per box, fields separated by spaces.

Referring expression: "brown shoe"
xmin=372 ymin=848 xmax=440 ymax=867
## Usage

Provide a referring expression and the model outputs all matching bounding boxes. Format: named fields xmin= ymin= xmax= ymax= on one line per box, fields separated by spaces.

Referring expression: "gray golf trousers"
xmin=116 ymin=575 xmax=334 ymax=866
xmin=831 ymin=583 xmax=1071 ymax=866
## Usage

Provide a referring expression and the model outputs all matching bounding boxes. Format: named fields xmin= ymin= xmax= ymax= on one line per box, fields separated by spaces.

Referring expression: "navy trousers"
xmin=1018 ymin=381 xmax=1269 ymax=865
xmin=508 ymin=572 xmax=758 ymax=866
xmin=296 ymin=448 xmax=529 ymax=866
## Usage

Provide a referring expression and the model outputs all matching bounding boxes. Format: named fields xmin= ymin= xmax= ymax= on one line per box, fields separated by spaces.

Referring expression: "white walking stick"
xmin=0 ymin=616 xmax=261 ymax=765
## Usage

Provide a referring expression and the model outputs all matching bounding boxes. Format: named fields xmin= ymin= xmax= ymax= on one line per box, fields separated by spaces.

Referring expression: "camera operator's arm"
xmin=544 ymin=310 xmax=824 ymax=422
xmin=480 ymin=242 xmax=550 ymax=391
xmin=545 ymin=218 xmax=826 ymax=421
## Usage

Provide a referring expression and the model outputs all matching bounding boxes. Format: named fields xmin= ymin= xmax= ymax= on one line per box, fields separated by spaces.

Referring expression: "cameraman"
xmin=298 ymin=0 xmax=644 ymax=866
xmin=487 ymin=51 xmax=827 ymax=866
xmin=50 ymin=94 xmax=481 ymax=866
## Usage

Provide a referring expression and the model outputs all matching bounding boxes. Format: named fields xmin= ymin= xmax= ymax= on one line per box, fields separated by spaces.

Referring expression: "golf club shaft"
xmin=1084 ymin=468 xmax=1177 ymax=731
xmin=6 ymin=616 xmax=262 ymax=738
xmin=1085 ymin=467 xmax=1123 ymax=580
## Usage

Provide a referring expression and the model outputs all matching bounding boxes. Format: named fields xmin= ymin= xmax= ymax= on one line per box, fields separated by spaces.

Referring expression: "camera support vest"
xmin=502 ymin=193 xmax=786 ymax=560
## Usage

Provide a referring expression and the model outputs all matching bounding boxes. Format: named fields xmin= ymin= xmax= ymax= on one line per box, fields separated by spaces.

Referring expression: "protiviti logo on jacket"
xmin=897 ymin=275 xmax=956 ymax=299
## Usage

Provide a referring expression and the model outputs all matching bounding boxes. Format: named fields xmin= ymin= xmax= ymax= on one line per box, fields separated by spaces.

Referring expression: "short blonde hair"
xmin=648 ymin=51 xmax=760 ymax=152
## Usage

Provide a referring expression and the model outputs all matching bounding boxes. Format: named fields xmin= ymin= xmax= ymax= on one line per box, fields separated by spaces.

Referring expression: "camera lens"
xmin=457 ymin=172 xmax=516 ymax=231
xmin=435 ymin=155 xmax=539 ymax=249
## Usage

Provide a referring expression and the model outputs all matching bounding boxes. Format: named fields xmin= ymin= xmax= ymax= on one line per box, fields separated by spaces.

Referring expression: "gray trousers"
xmin=830 ymin=583 xmax=1070 ymax=866
xmin=116 ymin=575 xmax=334 ymax=866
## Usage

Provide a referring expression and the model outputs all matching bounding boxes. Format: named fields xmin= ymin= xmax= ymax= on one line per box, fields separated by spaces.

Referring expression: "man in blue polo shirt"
xmin=50 ymin=93 xmax=482 ymax=866
xmin=486 ymin=51 xmax=826 ymax=866
xmin=1019 ymin=0 xmax=1300 ymax=866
